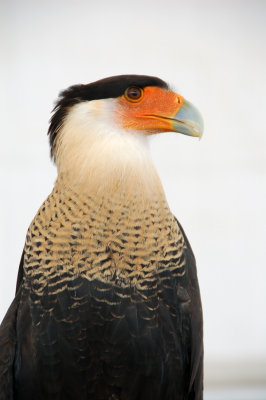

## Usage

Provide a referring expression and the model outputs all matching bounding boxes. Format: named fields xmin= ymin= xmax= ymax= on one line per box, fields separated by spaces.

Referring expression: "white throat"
xmin=54 ymin=100 xmax=166 ymax=201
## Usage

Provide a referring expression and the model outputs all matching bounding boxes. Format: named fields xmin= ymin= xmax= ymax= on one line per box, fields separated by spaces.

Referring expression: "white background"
xmin=1 ymin=0 xmax=266 ymax=397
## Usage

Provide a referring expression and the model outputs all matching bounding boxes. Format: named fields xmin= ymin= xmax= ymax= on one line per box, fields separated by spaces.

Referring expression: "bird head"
xmin=48 ymin=75 xmax=203 ymax=192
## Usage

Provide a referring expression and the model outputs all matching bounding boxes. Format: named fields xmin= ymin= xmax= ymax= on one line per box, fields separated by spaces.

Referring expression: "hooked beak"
xmin=170 ymin=98 xmax=204 ymax=138
xmin=117 ymin=86 xmax=204 ymax=138
xmin=141 ymin=95 xmax=204 ymax=138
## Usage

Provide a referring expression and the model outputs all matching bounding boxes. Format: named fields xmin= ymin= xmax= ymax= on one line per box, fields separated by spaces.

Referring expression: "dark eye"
xmin=124 ymin=86 xmax=143 ymax=102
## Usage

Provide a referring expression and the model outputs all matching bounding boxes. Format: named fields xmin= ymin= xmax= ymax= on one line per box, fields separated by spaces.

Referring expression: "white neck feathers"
xmin=54 ymin=100 xmax=166 ymax=201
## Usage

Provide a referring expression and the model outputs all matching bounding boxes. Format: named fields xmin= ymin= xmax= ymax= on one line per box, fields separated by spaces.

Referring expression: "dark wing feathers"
xmin=0 ymin=288 xmax=21 ymax=400
xmin=15 ymin=250 xmax=25 ymax=294
xmin=0 ymin=248 xmax=25 ymax=399
xmin=175 ymin=219 xmax=203 ymax=399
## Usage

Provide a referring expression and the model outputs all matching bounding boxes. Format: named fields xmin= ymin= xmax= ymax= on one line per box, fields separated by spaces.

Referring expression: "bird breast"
xmin=23 ymin=181 xmax=187 ymax=298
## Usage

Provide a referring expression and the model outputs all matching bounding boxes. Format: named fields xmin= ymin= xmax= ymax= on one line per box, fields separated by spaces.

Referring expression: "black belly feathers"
xmin=0 ymin=220 xmax=203 ymax=400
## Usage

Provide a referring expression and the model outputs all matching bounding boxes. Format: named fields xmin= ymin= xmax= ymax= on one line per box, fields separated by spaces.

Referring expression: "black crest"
xmin=47 ymin=75 xmax=168 ymax=160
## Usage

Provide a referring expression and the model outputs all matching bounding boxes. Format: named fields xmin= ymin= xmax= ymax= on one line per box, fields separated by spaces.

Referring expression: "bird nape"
xmin=0 ymin=75 xmax=204 ymax=400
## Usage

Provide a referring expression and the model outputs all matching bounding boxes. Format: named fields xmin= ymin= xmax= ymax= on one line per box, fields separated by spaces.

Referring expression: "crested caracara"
xmin=0 ymin=75 xmax=204 ymax=400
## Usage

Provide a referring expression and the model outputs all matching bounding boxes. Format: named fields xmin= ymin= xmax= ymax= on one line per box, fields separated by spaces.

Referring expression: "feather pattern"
xmin=0 ymin=179 xmax=203 ymax=399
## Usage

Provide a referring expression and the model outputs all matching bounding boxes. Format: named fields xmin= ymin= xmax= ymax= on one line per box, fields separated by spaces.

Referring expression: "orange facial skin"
xmin=115 ymin=86 xmax=184 ymax=134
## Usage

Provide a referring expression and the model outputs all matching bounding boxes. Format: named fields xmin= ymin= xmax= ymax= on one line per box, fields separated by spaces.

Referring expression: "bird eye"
xmin=124 ymin=86 xmax=143 ymax=102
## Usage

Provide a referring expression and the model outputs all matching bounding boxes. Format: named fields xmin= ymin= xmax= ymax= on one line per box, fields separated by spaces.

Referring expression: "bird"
xmin=0 ymin=75 xmax=204 ymax=400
